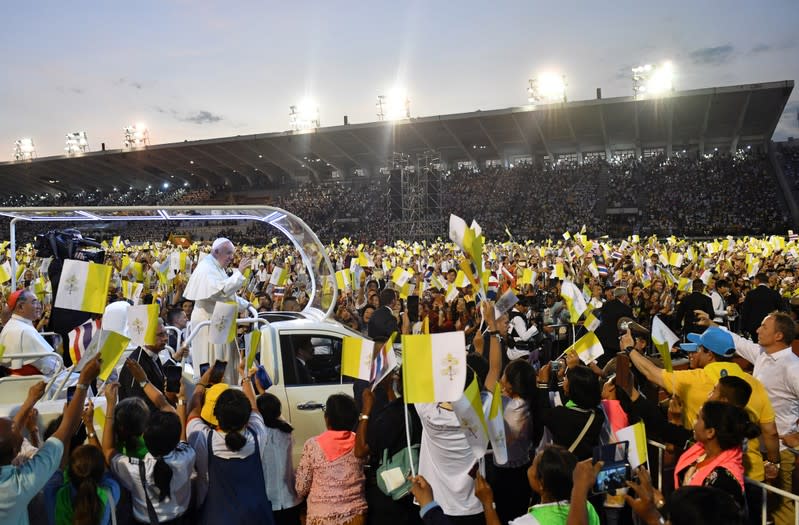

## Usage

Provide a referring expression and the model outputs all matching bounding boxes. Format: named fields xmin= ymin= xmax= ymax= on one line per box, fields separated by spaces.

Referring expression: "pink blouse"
xmin=295 ymin=436 xmax=367 ymax=525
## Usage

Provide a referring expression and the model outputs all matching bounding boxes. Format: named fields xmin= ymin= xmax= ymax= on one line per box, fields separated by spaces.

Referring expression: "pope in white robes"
xmin=183 ymin=238 xmax=251 ymax=382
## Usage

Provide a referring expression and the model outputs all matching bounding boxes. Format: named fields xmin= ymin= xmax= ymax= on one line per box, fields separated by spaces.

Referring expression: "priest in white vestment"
xmin=183 ymin=238 xmax=251 ymax=381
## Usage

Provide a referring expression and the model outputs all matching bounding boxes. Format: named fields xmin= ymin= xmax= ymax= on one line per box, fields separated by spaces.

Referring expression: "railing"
xmin=647 ymin=439 xmax=799 ymax=524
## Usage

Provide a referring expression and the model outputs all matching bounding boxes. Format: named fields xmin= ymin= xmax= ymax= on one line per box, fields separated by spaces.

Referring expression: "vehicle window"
xmin=282 ymin=333 xmax=353 ymax=386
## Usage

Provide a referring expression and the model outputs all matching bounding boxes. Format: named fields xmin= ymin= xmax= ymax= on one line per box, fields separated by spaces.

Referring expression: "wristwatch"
xmin=75 ymin=383 xmax=89 ymax=391
xmin=138 ymin=379 xmax=148 ymax=389
xmin=358 ymin=414 xmax=369 ymax=421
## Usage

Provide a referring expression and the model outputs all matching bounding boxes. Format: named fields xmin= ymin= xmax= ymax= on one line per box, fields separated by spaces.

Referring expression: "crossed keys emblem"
xmin=214 ymin=315 xmax=230 ymax=333
xmin=441 ymin=353 xmax=459 ymax=381
xmin=131 ymin=318 xmax=144 ymax=336
xmin=458 ymin=417 xmax=480 ymax=440
xmin=65 ymin=274 xmax=79 ymax=295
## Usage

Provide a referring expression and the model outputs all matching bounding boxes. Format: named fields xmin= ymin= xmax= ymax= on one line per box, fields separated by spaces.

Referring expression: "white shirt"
xmin=416 ymin=403 xmax=483 ymax=517
xmin=188 ymin=412 xmax=273 ymax=506
xmin=0 ymin=314 xmax=59 ymax=374
xmin=262 ymin=426 xmax=301 ymax=510
xmin=110 ymin=442 xmax=195 ymax=523
xmin=710 ymin=290 xmax=727 ymax=323
xmin=729 ymin=331 xmax=799 ymax=445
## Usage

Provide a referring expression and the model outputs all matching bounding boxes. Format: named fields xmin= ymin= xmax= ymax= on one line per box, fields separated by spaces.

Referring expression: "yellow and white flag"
xmin=583 ymin=309 xmax=601 ymax=332
xmin=452 ymin=376 xmax=489 ymax=459
xmin=615 ymin=422 xmax=648 ymax=469
xmin=270 ymin=267 xmax=289 ymax=286
xmin=402 ymin=331 xmax=466 ymax=403
xmin=336 ymin=269 xmax=352 ymax=291
xmin=209 ymin=301 xmax=238 ymax=344
xmin=341 ymin=336 xmax=375 ymax=380
xmin=76 ymin=329 xmax=131 ymax=381
xmin=391 ymin=267 xmax=412 ymax=287
xmin=651 ymin=315 xmax=678 ymax=372
xmin=0 ymin=261 xmax=12 ymax=284
xmin=121 ymin=280 xmax=143 ymax=304
xmin=566 ymin=331 xmax=604 ymax=364
xmin=126 ymin=304 xmax=159 ymax=348
xmin=245 ymin=330 xmax=262 ymax=369
xmin=445 ymin=284 xmax=460 ymax=303
xmin=55 ymin=260 xmax=112 ymax=314
xmin=560 ymin=279 xmax=587 ymax=323
xmin=485 ymin=383 xmax=508 ymax=465
xmin=677 ymin=277 xmax=692 ymax=292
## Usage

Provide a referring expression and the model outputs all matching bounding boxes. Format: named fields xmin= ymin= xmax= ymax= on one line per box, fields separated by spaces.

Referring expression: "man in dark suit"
xmin=119 ymin=319 xmax=169 ymax=410
xmin=741 ymin=273 xmax=786 ymax=342
xmin=368 ymin=288 xmax=399 ymax=340
xmin=674 ymin=279 xmax=715 ymax=337
xmin=594 ymin=287 xmax=634 ymax=368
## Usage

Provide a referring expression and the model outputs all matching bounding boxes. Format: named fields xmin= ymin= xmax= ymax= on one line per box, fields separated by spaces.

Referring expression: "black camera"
xmin=35 ymin=229 xmax=105 ymax=264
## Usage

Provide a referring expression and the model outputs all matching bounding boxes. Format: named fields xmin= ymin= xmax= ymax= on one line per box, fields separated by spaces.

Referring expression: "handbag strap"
xmin=568 ymin=410 xmax=596 ymax=453
xmin=137 ymin=459 xmax=160 ymax=524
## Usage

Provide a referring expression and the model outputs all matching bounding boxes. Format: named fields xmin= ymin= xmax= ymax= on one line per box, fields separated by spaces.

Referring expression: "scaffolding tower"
xmin=387 ymin=150 xmax=443 ymax=240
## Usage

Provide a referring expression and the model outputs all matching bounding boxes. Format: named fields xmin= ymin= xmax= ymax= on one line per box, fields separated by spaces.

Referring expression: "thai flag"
xmin=68 ymin=319 xmax=102 ymax=365
xmin=597 ymin=264 xmax=609 ymax=277
xmin=369 ymin=336 xmax=398 ymax=388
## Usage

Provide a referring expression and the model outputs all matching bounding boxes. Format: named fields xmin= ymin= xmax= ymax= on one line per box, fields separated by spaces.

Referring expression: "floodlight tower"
xmin=527 ymin=73 xmax=567 ymax=104
xmin=13 ymin=138 xmax=36 ymax=161
xmin=65 ymin=131 xmax=90 ymax=155
xmin=377 ymin=88 xmax=410 ymax=121
xmin=123 ymin=124 xmax=149 ymax=149
xmin=632 ymin=61 xmax=674 ymax=98
xmin=289 ymin=99 xmax=320 ymax=131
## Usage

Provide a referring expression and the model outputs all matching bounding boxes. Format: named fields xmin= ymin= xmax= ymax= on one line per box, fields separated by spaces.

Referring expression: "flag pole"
xmin=401 ymin=341 xmax=417 ymax=477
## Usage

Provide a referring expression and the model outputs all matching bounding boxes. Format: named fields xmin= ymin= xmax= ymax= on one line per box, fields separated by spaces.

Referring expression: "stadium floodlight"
xmin=289 ymin=99 xmax=320 ymax=131
xmin=527 ymin=73 xmax=567 ymax=104
xmin=377 ymin=88 xmax=410 ymax=121
xmin=65 ymin=131 xmax=89 ymax=155
xmin=13 ymin=138 xmax=36 ymax=161
xmin=632 ymin=61 xmax=674 ymax=98
xmin=123 ymin=123 xmax=150 ymax=149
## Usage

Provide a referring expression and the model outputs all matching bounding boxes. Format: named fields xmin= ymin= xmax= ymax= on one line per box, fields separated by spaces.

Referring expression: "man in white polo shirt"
xmin=699 ymin=310 xmax=799 ymax=525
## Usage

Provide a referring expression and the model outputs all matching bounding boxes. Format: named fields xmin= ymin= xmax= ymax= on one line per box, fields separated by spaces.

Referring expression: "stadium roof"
xmin=0 ymin=80 xmax=793 ymax=194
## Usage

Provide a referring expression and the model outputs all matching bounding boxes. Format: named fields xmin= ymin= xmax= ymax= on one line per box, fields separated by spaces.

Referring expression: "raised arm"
xmin=481 ymin=301 xmax=502 ymax=392
xmin=53 ymin=357 xmax=100 ymax=445
xmin=123 ymin=359 xmax=176 ymax=414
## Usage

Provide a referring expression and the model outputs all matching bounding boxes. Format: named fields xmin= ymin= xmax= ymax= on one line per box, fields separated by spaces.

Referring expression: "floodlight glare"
xmin=527 ymin=73 xmax=567 ymax=104
xmin=289 ymin=99 xmax=320 ymax=131
xmin=65 ymin=131 xmax=89 ymax=155
xmin=13 ymin=138 xmax=36 ymax=161
xmin=377 ymin=88 xmax=410 ymax=121
xmin=632 ymin=61 xmax=674 ymax=98
xmin=123 ymin=123 xmax=150 ymax=149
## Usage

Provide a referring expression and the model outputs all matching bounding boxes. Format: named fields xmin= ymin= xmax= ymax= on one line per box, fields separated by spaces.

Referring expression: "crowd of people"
xmin=1 ymin=219 xmax=799 ymax=524
xmin=1 ymin=150 xmax=791 ymax=245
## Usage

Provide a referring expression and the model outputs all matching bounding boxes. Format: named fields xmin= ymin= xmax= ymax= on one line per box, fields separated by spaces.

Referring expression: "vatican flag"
xmin=485 ymin=383 xmax=508 ymax=465
xmin=270 ymin=267 xmax=289 ymax=286
xmin=452 ymin=376 xmax=489 ymax=460
xmin=341 ymin=336 xmax=375 ymax=381
xmin=209 ymin=301 xmax=238 ymax=344
xmin=55 ymin=259 xmax=112 ymax=314
xmin=245 ymin=330 xmax=262 ymax=369
xmin=560 ymin=279 xmax=588 ymax=323
xmin=126 ymin=304 xmax=159 ymax=347
xmin=651 ymin=315 xmax=678 ymax=372
xmin=565 ymin=331 xmax=604 ymax=365
xmin=0 ymin=261 xmax=11 ymax=284
xmin=402 ymin=331 xmax=466 ymax=403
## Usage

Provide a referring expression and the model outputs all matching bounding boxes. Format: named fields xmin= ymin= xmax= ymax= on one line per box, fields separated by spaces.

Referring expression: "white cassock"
xmin=0 ymin=314 xmax=61 ymax=375
xmin=183 ymin=255 xmax=249 ymax=382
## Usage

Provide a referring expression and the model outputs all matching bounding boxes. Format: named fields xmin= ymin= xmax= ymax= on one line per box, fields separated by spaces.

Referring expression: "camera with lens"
xmin=35 ymin=229 xmax=105 ymax=264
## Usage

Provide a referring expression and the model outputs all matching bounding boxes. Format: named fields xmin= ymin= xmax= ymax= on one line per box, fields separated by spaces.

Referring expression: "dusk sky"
xmin=2 ymin=0 xmax=798 ymax=158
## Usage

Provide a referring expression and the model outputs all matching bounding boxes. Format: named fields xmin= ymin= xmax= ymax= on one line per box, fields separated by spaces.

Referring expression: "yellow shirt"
xmin=661 ymin=361 xmax=775 ymax=481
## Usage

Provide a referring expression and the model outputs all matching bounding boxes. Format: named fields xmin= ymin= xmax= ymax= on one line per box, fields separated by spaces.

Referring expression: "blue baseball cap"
xmin=679 ymin=342 xmax=699 ymax=352
xmin=686 ymin=327 xmax=736 ymax=357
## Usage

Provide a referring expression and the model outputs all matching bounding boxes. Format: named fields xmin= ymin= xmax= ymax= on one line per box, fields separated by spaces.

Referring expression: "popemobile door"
xmin=278 ymin=330 xmax=354 ymax=465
